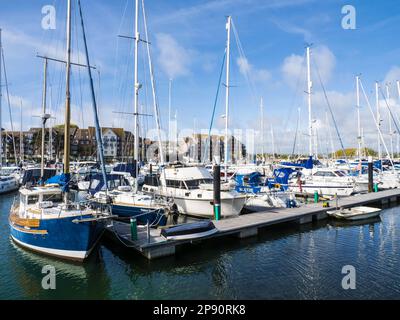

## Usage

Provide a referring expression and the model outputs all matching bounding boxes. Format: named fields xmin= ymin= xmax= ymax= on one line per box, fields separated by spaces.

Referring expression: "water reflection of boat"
xmin=327 ymin=216 xmax=381 ymax=228
xmin=9 ymin=239 xmax=111 ymax=299
xmin=10 ymin=240 xmax=89 ymax=280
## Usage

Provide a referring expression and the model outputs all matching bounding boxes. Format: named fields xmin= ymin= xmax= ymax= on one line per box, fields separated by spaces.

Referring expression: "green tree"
xmin=331 ymin=148 xmax=377 ymax=158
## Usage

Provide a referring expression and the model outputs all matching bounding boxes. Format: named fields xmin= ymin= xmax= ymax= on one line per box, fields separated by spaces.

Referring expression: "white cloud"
xmin=155 ymin=33 xmax=191 ymax=79
xmin=3 ymin=28 xmax=104 ymax=72
xmin=312 ymin=45 xmax=335 ymax=82
xmin=281 ymin=54 xmax=304 ymax=88
xmin=384 ymin=66 xmax=400 ymax=86
xmin=271 ymin=19 xmax=312 ymax=41
xmin=236 ymin=57 xmax=271 ymax=83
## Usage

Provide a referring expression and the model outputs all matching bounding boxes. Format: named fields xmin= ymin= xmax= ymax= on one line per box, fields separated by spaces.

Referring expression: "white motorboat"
xmin=142 ymin=166 xmax=246 ymax=218
xmin=288 ymin=168 xmax=356 ymax=197
xmin=326 ymin=206 xmax=381 ymax=221
xmin=0 ymin=176 xmax=19 ymax=194
xmin=0 ymin=166 xmax=22 ymax=182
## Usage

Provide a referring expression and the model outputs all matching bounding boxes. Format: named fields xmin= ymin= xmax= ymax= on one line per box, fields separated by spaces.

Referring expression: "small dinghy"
xmin=161 ymin=221 xmax=218 ymax=240
xmin=327 ymin=206 xmax=381 ymax=221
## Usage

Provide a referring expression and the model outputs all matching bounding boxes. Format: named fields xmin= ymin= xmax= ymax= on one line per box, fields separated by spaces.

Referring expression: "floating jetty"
xmin=105 ymin=188 xmax=400 ymax=260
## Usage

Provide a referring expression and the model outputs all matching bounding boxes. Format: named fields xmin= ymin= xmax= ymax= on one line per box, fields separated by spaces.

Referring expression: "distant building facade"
xmin=0 ymin=126 xmax=142 ymax=163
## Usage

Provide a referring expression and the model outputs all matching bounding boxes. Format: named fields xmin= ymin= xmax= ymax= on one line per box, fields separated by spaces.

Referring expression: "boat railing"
xmin=10 ymin=196 xmax=19 ymax=214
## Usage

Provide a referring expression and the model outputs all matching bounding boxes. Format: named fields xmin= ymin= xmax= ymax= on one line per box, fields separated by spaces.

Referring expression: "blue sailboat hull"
xmin=9 ymin=214 xmax=105 ymax=261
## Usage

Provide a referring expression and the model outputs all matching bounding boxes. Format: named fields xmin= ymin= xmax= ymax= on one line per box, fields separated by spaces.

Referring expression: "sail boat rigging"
xmin=0 ymin=28 xmax=19 ymax=193
xmin=90 ymin=0 xmax=168 ymax=227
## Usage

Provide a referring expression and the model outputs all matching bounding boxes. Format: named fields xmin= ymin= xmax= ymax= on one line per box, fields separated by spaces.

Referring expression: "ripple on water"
xmin=2 ymin=192 xmax=400 ymax=299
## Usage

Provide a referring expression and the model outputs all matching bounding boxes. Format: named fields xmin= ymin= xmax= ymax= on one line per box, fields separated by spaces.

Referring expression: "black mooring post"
xmin=197 ymin=135 xmax=202 ymax=163
xmin=368 ymin=156 xmax=373 ymax=193
xmin=149 ymin=163 xmax=153 ymax=175
xmin=213 ymin=164 xmax=221 ymax=220
xmin=209 ymin=138 xmax=213 ymax=163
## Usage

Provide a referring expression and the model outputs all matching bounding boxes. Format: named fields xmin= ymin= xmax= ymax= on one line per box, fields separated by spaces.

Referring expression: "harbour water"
xmin=1 ymin=191 xmax=400 ymax=299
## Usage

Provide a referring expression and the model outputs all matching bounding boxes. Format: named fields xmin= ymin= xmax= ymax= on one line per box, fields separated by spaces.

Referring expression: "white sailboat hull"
xmin=289 ymin=184 xmax=354 ymax=197
xmin=0 ymin=177 xmax=19 ymax=194
xmin=172 ymin=196 xmax=245 ymax=218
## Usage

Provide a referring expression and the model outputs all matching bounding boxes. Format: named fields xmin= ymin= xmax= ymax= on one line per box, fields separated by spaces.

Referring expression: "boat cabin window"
xmin=166 ymin=178 xmax=213 ymax=189
xmin=144 ymin=175 xmax=159 ymax=187
xmin=184 ymin=179 xmax=213 ymax=189
xmin=166 ymin=180 xmax=185 ymax=189
xmin=313 ymin=171 xmax=336 ymax=177
xmin=27 ymin=195 xmax=39 ymax=204
xmin=42 ymin=193 xmax=63 ymax=203
xmin=334 ymin=171 xmax=346 ymax=177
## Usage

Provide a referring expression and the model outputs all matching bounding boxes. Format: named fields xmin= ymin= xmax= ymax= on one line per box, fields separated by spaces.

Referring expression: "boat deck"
xmin=105 ymin=188 xmax=400 ymax=259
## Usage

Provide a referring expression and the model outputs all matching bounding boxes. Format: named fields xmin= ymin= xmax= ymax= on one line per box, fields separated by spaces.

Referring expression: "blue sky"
xmin=1 ymin=0 xmax=400 ymax=154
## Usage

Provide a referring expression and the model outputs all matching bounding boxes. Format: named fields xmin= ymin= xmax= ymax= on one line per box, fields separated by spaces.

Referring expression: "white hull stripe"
xmin=11 ymin=235 xmax=89 ymax=260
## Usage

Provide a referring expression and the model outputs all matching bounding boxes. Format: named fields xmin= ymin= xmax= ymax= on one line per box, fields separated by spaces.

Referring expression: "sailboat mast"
xmin=397 ymin=80 xmax=400 ymax=103
xmin=306 ymin=46 xmax=313 ymax=158
xmin=375 ymin=81 xmax=381 ymax=161
xmin=49 ymin=87 xmax=53 ymax=161
xmin=356 ymin=76 xmax=361 ymax=162
xmin=168 ymin=78 xmax=172 ymax=160
xmin=63 ymin=0 xmax=72 ymax=201
xmin=40 ymin=58 xmax=48 ymax=178
xmin=133 ymin=0 xmax=140 ymax=190
xmin=0 ymin=29 xmax=2 ymax=166
xmin=224 ymin=16 xmax=231 ymax=180
xmin=397 ymin=80 xmax=400 ymax=157
xmin=314 ymin=125 xmax=318 ymax=158
xmin=260 ymin=97 xmax=264 ymax=162
xmin=386 ymin=83 xmax=394 ymax=159
xmin=20 ymin=100 xmax=23 ymax=162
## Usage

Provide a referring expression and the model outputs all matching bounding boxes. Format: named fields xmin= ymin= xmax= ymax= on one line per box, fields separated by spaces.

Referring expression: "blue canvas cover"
xmin=88 ymin=173 xmax=129 ymax=195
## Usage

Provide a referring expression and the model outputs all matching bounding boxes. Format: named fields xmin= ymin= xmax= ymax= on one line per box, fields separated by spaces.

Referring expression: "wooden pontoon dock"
xmin=105 ymin=189 xmax=400 ymax=260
